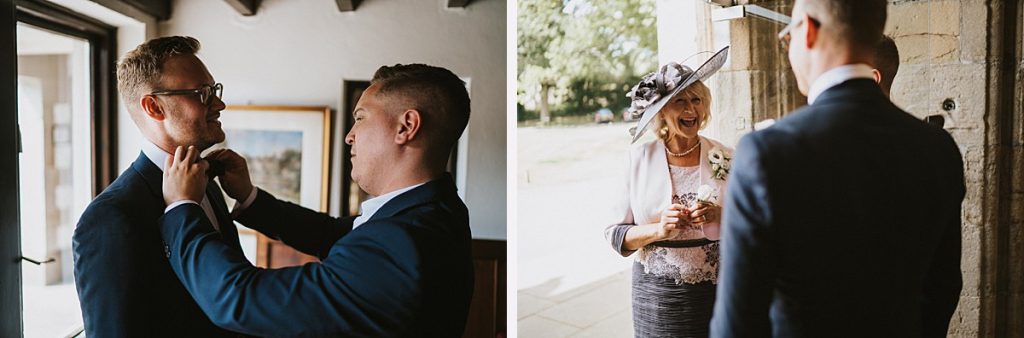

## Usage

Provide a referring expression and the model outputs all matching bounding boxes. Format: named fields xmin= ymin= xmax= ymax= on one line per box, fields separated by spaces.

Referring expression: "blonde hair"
xmin=652 ymin=80 xmax=713 ymax=141
xmin=116 ymin=36 xmax=201 ymax=112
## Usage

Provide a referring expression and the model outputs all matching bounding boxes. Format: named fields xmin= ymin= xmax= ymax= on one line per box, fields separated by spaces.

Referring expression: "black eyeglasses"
xmin=777 ymin=17 xmax=819 ymax=51
xmin=150 ymin=83 xmax=223 ymax=105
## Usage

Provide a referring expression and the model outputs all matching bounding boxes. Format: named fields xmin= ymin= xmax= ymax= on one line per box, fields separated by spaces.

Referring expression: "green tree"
xmin=517 ymin=0 xmax=658 ymax=123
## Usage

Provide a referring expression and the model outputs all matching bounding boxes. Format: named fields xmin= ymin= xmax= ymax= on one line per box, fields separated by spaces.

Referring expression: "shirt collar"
xmin=352 ymin=182 xmax=427 ymax=230
xmin=807 ymin=63 xmax=875 ymax=105
xmin=141 ymin=140 xmax=170 ymax=172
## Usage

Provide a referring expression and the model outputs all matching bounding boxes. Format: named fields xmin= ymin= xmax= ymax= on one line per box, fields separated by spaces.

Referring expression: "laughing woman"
xmin=604 ymin=47 xmax=732 ymax=338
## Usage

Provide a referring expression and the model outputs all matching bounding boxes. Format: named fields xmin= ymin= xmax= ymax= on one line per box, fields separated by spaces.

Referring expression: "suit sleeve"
xmin=710 ymin=135 xmax=775 ymax=338
xmin=72 ymin=207 xmax=143 ymax=338
xmin=921 ymin=139 xmax=965 ymax=337
xmin=159 ymin=203 xmax=420 ymax=337
xmin=235 ymin=189 xmax=352 ymax=259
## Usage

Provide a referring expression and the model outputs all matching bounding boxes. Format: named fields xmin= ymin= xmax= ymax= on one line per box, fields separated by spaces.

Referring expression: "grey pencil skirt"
xmin=631 ymin=262 xmax=717 ymax=338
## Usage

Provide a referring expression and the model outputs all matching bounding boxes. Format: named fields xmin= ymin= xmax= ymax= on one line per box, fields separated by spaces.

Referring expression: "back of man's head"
xmin=117 ymin=36 xmax=200 ymax=123
xmin=370 ymin=64 xmax=471 ymax=159
xmin=801 ymin=0 xmax=887 ymax=52
xmin=873 ymin=35 xmax=900 ymax=95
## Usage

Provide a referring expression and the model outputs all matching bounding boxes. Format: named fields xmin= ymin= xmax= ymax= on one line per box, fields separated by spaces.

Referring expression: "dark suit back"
xmin=73 ymin=152 xmax=242 ymax=337
xmin=712 ymin=79 xmax=965 ymax=338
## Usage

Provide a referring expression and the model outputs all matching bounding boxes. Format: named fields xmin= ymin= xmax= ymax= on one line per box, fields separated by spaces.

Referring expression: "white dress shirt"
xmin=352 ymin=183 xmax=426 ymax=230
xmin=807 ymin=63 xmax=875 ymax=105
xmin=144 ymin=141 xmax=224 ymax=231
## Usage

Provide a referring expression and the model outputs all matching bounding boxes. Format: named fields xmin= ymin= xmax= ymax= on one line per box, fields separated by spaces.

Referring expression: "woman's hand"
xmin=656 ymin=203 xmax=689 ymax=239
xmin=689 ymin=202 xmax=720 ymax=227
xmin=690 ymin=202 xmax=722 ymax=240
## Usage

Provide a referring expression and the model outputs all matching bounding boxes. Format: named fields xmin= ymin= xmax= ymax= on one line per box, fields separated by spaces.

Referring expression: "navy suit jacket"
xmin=73 ymin=152 xmax=244 ymax=337
xmin=710 ymin=79 xmax=965 ymax=338
xmin=158 ymin=174 xmax=474 ymax=337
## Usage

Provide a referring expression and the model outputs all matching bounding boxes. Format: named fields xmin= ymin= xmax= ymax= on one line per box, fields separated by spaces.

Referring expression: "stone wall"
xmin=673 ymin=0 xmax=1024 ymax=336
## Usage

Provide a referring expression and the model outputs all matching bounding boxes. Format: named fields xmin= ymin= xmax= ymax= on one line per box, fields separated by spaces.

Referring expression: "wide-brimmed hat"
xmin=626 ymin=46 xmax=730 ymax=143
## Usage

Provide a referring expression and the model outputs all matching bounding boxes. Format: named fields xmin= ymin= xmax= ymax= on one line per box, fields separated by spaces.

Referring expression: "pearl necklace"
xmin=666 ymin=141 xmax=700 ymax=157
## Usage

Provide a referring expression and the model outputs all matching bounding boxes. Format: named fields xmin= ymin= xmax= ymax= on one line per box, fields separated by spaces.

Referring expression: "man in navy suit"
xmin=159 ymin=64 xmax=474 ymax=337
xmin=711 ymin=1 xmax=964 ymax=337
xmin=73 ymin=36 xmax=244 ymax=336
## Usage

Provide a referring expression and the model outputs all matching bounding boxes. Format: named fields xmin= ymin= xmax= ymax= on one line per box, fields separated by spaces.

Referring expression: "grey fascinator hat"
xmin=626 ymin=46 xmax=730 ymax=143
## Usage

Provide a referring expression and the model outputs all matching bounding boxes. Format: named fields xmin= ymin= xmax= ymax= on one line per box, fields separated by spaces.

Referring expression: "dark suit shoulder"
xmin=77 ymin=167 xmax=161 ymax=235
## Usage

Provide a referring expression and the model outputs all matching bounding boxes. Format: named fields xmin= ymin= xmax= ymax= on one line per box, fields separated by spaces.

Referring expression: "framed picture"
xmin=211 ymin=105 xmax=333 ymax=268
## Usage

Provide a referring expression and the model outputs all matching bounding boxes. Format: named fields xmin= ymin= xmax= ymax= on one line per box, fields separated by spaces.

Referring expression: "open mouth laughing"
xmin=679 ymin=117 xmax=698 ymax=128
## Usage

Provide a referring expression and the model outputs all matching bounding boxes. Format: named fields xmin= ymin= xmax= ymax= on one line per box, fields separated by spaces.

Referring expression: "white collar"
xmin=807 ymin=63 xmax=875 ymax=105
xmin=352 ymin=182 xmax=427 ymax=230
xmin=141 ymin=140 xmax=170 ymax=171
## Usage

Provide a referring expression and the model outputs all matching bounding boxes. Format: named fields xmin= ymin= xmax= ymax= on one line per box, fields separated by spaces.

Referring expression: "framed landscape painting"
xmin=210 ymin=105 xmax=332 ymax=267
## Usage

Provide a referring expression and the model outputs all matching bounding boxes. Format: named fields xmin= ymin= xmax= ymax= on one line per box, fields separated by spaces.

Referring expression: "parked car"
xmin=594 ymin=108 xmax=614 ymax=123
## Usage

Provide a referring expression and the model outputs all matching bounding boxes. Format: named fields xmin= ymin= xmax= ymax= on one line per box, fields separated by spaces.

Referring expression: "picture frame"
xmin=211 ymin=105 xmax=333 ymax=267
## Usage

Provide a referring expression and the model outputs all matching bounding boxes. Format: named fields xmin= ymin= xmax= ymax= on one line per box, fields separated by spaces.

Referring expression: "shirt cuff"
xmin=230 ymin=187 xmax=259 ymax=219
xmin=165 ymin=200 xmax=200 ymax=213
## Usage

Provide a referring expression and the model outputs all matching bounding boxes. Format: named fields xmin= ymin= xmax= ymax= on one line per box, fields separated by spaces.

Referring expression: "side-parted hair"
xmin=873 ymin=35 xmax=900 ymax=92
xmin=116 ymin=36 xmax=201 ymax=113
xmin=803 ymin=0 xmax=888 ymax=50
xmin=653 ymin=80 xmax=713 ymax=141
xmin=371 ymin=64 xmax=471 ymax=154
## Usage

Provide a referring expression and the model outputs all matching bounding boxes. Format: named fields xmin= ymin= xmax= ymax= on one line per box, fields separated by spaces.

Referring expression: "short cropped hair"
xmin=371 ymin=64 xmax=471 ymax=153
xmin=117 ymin=36 xmax=201 ymax=111
xmin=803 ymin=0 xmax=888 ymax=50
xmin=873 ymin=35 xmax=900 ymax=92
xmin=653 ymin=80 xmax=713 ymax=141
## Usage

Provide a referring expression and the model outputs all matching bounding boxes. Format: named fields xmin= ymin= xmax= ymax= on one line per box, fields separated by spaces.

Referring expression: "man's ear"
xmin=871 ymin=69 xmax=882 ymax=84
xmin=394 ymin=109 xmax=422 ymax=145
xmin=140 ymin=95 xmax=166 ymax=122
xmin=803 ymin=14 xmax=818 ymax=49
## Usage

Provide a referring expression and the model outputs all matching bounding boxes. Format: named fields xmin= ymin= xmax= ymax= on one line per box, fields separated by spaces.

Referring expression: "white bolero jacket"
xmin=620 ymin=135 xmax=733 ymax=241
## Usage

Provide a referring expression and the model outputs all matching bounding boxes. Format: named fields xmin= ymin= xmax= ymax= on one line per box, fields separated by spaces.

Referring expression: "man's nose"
xmin=344 ymin=130 xmax=355 ymax=145
xmin=210 ymin=95 xmax=226 ymax=111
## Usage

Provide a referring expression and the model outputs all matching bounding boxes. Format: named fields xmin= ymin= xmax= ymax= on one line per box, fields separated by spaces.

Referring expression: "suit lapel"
xmin=131 ymin=151 xmax=242 ymax=251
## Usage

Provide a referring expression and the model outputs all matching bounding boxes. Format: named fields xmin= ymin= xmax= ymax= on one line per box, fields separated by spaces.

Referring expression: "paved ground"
xmin=517 ymin=122 xmax=640 ymax=337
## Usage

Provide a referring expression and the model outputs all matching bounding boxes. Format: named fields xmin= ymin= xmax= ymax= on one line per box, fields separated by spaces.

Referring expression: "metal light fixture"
xmin=705 ymin=0 xmax=734 ymax=6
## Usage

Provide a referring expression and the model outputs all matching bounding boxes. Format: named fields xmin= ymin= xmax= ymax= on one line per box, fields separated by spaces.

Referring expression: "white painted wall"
xmin=157 ymin=0 xmax=507 ymax=239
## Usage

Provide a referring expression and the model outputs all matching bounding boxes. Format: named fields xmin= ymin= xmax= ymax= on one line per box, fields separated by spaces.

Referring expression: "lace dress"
xmin=617 ymin=164 xmax=721 ymax=338
xmin=636 ymin=164 xmax=720 ymax=284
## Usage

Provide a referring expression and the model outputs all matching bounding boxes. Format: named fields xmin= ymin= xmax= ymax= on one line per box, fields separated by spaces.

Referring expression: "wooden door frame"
xmin=1 ymin=0 xmax=118 ymax=336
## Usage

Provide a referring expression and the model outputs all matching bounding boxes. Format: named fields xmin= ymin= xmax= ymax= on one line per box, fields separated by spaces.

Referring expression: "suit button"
xmin=164 ymin=243 xmax=170 ymax=258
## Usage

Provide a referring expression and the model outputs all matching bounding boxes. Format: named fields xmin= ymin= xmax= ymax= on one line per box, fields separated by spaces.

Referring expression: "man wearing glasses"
xmin=73 ymin=36 xmax=244 ymax=337
xmin=712 ymin=0 xmax=964 ymax=337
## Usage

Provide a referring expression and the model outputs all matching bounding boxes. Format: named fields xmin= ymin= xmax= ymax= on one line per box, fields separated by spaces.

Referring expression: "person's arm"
xmin=921 ymin=143 xmax=965 ymax=337
xmin=605 ymin=206 xmax=689 ymax=256
xmin=158 ymin=203 xmax=419 ymax=337
xmin=710 ymin=135 xmax=775 ymax=338
xmin=72 ymin=207 xmax=143 ymax=338
xmin=206 ymin=148 xmax=351 ymax=258
xmin=235 ymin=189 xmax=352 ymax=259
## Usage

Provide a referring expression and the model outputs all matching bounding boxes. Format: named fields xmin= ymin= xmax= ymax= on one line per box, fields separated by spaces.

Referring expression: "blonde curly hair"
xmin=650 ymin=80 xmax=713 ymax=141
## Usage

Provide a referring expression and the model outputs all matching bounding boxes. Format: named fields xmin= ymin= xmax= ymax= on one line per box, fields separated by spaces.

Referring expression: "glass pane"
xmin=17 ymin=22 xmax=92 ymax=338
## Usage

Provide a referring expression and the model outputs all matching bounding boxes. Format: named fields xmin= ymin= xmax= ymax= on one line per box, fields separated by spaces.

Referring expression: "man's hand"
xmin=163 ymin=145 xmax=209 ymax=205
xmin=206 ymin=148 xmax=254 ymax=201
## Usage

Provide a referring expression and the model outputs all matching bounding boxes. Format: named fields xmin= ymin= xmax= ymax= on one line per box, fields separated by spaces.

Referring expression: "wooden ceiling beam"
xmin=335 ymin=0 xmax=361 ymax=12
xmin=447 ymin=0 xmax=471 ymax=8
xmin=224 ymin=0 xmax=261 ymax=16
